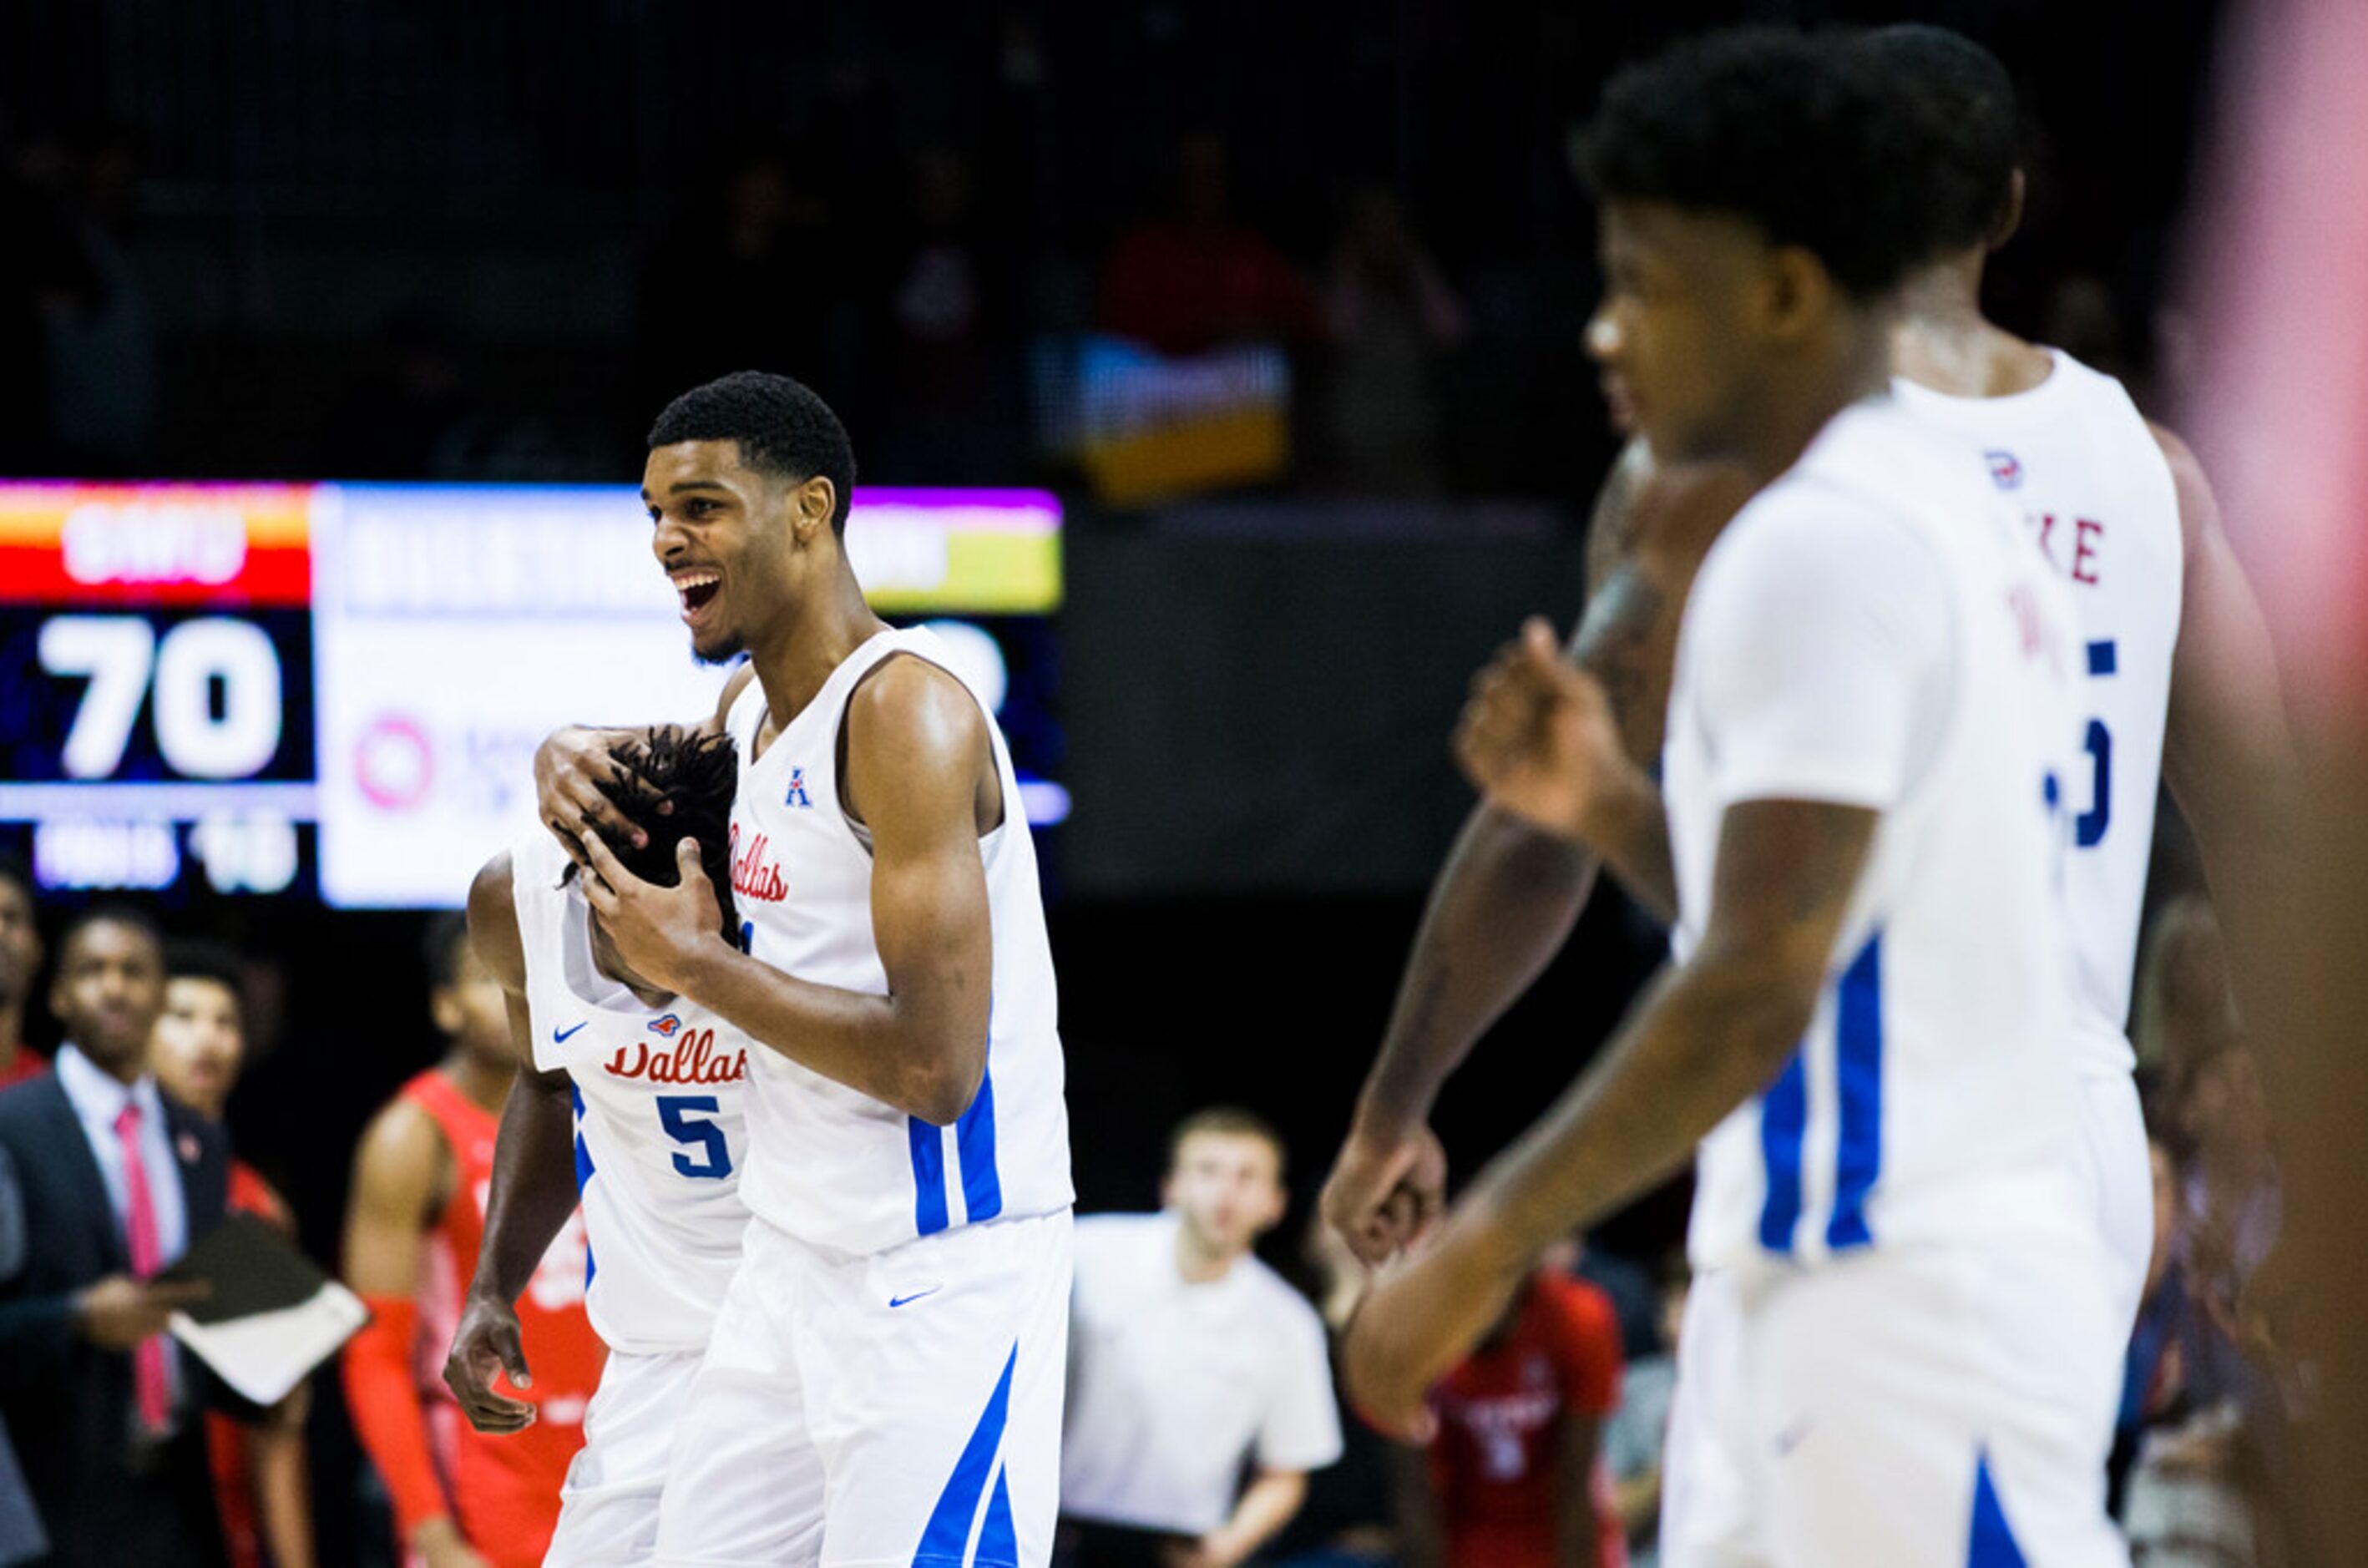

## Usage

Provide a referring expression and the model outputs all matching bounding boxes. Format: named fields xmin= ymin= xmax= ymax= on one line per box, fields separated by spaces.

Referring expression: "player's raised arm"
xmin=1344 ymin=795 xmax=1875 ymax=1437
xmin=533 ymin=664 xmax=756 ymax=862
xmin=576 ymin=655 xmax=994 ymax=1126
xmin=440 ymin=855 xmax=576 ymax=1435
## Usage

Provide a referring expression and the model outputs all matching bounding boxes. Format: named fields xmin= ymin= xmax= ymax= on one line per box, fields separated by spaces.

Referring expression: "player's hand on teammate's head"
xmin=574 ymin=831 xmax=725 ymax=996
xmin=1454 ymin=616 xmax=1617 ymax=842
xmin=1320 ymin=1121 xmax=1448 ymax=1267
xmin=443 ymin=1294 xmax=538 ymax=1435
xmin=536 ymin=726 xmax=664 ymax=866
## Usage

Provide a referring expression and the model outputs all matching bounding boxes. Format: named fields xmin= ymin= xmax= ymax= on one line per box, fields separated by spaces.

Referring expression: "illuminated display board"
xmin=0 ymin=482 xmax=1065 ymax=905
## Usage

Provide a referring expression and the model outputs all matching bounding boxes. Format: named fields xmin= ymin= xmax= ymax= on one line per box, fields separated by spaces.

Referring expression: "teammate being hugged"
xmin=536 ymin=371 xmax=1073 ymax=1568
xmin=1343 ymin=30 xmax=2122 ymax=1565
xmin=341 ymin=916 xmax=605 ymax=1568
xmin=446 ymin=725 xmax=750 ymax=1567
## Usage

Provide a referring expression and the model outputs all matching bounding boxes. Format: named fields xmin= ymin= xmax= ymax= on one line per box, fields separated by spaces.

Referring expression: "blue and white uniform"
xmin=1655 ymin=403 xmax=2122 ymax=1567
xmin=509 ymin=828 xmax=752 ymax=1566
xmin=1895 ymin=350 xmax=2184 ymax=1323
xmin=655 ymin=625 xmax=1074 ymax=1568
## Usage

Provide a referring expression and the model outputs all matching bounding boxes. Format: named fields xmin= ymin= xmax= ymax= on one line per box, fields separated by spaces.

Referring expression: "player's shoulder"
xmin=467 ymin=851 xmax=529 ymax=990
xmin=351 ymin=1087 xmax=451 ymax=1196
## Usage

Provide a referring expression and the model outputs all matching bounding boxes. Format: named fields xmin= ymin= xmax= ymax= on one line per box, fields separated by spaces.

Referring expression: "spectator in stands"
xmin=1601 ymin=1260 xmax=1686 ymax=1568
xmin=635 ymin=144 xmax=848 ymax=419
xmin=318 ymin=303 xmax=487 ymax=480
xmin=868 ymin=145 xmax=1020 ymax=483
xmin=1061 ymin=1107 xmax=1342 ymax=1567
xmin=1318 ymin=185 xmax=1465 ymax=496
xmin=38 ymin=126 xmax=159 ymax=475
xmin=2132 ymin=893 xmax=2239 ymax=1128
xmin=1399 ymin=1263 xmax=1625 ymax=1568
xmin=149 ymin=943 xmax=314 ymax=1568
xmin=1098 ymin=134 xmax=1322 ymax=358
xmin=0 ymin=1145 xmax=45 ymax=1565
xmin=0 ymin=857 xmax=46 ymax=1091
xmin=0 ymin=905 xmax=235 ymax=1567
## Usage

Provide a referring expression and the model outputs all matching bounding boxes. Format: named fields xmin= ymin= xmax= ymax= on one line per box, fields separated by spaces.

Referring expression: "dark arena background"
xmin=11 ymin=0 xmax=2365 ymax=1564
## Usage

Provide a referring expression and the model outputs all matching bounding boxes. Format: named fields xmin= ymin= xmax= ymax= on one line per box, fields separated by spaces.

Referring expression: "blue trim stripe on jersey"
xmin=974 ymin=1467 xmax=1018 ymax=1566
xmin=570 ymin=1085 xmax=597 ymax=1287
xmin=909 ymin=1117 xmax=951 ymax=1237
xmin=1968 ymin=1451 xmax=2029 ymax=1566
xmin=956 ymin=1066 xmax=1003 ymax=1225
xmin=1757 ymin=1052 xmax=1809 ymax=1253
xmin=1826 ymin=933 xmax=1885 ymax=1251
xmin=913 ymin=1343 xmax=1018 ymax=1565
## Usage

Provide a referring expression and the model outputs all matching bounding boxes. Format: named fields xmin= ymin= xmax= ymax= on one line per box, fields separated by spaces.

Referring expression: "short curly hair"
xmin=1574 ymin=28 xmax=1976 ymax=299
xmin=564 ymin=726 xmax=741 ymax=939
xmin=648 ymin=371 xmax=858 ymax=534
xmin=1851 ymin=25 xmax=2021 ymax=256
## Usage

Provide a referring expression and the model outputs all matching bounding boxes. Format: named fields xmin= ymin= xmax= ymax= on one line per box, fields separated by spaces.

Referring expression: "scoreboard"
xmin=0 ymin=482 xmax=1064 ymax=906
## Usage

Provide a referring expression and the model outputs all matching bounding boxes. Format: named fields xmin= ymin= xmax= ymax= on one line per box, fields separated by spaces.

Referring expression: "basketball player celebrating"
xmin=342 ymin=917 xmax=605 ymax=1568
xmin=444 ymin=726 xmax=748 ymax=1565
xmin=1343 ymin=33 xmax=2123 ymax=1565
xmin=536 ymin=371 xmax=1073 ymax=1566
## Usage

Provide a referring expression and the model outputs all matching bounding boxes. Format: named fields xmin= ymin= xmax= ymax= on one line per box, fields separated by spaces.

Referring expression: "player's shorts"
xmin=654 ymin=1207 xmax=1072 ymax=1568
xmin=546 ymin=1348 xmax=705 ymax=1566
xmin=2069 ymin=1069 xmax=2153 ymax=1337
xmin=1659 ymin=1238 xmax=2123 ymax=1568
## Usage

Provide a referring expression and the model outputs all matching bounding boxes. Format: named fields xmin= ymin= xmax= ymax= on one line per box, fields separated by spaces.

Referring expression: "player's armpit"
xmin=466 ymin=853 xmax=527 ymax=994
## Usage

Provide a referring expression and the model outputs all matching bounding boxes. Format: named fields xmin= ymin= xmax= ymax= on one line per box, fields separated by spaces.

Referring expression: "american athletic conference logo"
xmin=1986 ymin=450 xmax=2024 ymax=490
xmin=785 ymin=767 xmax=812 ymax=808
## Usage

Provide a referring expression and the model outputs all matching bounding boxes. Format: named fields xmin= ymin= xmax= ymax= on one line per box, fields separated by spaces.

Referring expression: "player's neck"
xmin=1737 ymin=327 xmax=1893 ymax=484
xmin=1894 ymin=274 xmax=2052 ymax=402
xmin=751 ymin=566 xmax=889 ymax=731
xmin=590 ymin=921 xmax=674 ymax=1010
xmin=1172 ymin=1223 xmax=1247 ymax=1286
xmin=441 ymin=1049 xmax=512 ymax=1115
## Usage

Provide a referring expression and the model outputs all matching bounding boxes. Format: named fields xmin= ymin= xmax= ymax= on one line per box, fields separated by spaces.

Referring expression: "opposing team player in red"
xmin=148 ymin=941 xmax=316 ymax=1568
xmin=444 ymin=726 xmax=748 ymax=1565
xmin=1412 ymin=1264 xmax=1626 ymax=1568
xmin=342 ymin=915 xmax=604 ymax=1568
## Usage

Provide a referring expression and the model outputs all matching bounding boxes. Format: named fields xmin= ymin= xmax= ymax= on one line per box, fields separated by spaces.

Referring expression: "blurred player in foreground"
xmin=149 ymin=942 xmax=315 ymax=1568
xmin=536 ymin=371 xmax=1073 ymax=1565
xmin=1343 ymin=31 xmax=2121 ymax=1565
xmin=445 ymin=726 xmax=747 ymax=1565
xmin=0 ymin=855 xmax=48 ymax=1091
xmin=342 ymin=917 xmax=602 ymax=1568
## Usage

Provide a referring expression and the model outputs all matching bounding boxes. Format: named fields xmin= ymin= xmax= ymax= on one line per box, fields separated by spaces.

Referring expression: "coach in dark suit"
xmin=0 ymin=906 xmax=230 ymax=1568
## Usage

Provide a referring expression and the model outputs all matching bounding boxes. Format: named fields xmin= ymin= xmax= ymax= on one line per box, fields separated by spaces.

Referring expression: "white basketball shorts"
xmin=654 ymin=1208 xmax=1072 ymax=1567
xmin=1658 ymin=1238 xmax=2126 ymax=1567
xmin=547 ymin=1347 xmax=706 ymax=1566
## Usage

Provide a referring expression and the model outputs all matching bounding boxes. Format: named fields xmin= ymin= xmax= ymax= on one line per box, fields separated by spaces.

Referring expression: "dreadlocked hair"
xmin=564 ymin=725 xmax=741 ymax=938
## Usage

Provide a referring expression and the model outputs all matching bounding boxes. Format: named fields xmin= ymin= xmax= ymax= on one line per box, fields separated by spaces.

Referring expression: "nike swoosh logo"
xmin=552 ymin=1022 xmax=589 ymax=1044
xmin=888 ymin=1287 xmax=943 ymax=1309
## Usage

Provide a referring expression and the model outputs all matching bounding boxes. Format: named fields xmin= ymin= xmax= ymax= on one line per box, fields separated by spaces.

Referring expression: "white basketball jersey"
xmin=1672 ymin=402 xmax=2090 ymax=1272
xmin=726 ymin=625 xmax=1073 ymax=1257
xmin=511 ymin=829 xmax=751 ymax=1353
xmin=1893 ymin=352 xmax=2183 ymax=1076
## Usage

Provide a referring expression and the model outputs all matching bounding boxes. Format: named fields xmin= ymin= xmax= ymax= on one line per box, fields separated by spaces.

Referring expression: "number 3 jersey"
xmin=725 ymin=624 xmax=1073 ymax=1259
xmin=509 ymin=829 xmax=751 ymax=1353
xmin=1894 ymin=351 xmax=2184 ymax=1077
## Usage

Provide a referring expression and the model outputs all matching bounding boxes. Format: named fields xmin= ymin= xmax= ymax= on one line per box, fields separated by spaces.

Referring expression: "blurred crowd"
xmin=0 ymin=842 xmax=2289 ymax=1567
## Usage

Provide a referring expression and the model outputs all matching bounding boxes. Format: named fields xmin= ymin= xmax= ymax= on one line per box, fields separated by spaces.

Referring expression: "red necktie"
xmin=112 ymin=1101 xmax=171 ymax=1434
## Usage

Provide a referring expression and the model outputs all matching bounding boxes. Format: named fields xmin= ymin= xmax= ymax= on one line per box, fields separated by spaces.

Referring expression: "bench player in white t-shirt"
xmin=1342 ymin=33 xmax=2123 ymax=1565
xmin=537 ymin=372 xmax=1073 ymax=1568
xmin=447 ymin=726 xmax=751 ymax=1565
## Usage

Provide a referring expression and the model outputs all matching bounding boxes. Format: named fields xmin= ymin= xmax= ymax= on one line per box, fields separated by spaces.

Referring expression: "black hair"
xmin=57 ymin=901 xmax=164 ymax=962
xmin=1851 ymin=24 xmax=2021 ymax=255
xmin=1574 ymin=28 xmax=1976 ymax=298
xmin=163 ymin=938 xmax=245 ymax=998
xmin=563 ymin=726 xmax=741 ymax=938
xmin=648 ymin=371 xmax=858 ymax=534
xmin=0 ymin=850 xmax=30 ymax=905
xmin=422 ymin=909 xmax=473 ymax=992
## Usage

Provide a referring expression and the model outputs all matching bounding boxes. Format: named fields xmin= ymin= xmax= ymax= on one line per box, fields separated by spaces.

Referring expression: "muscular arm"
xmin=585 ymin=658 xmax=995 ymax=1125
xmin=2152 ymin=427 xmax=2295 ymax=1023
xmin=341 ymin=1098 xmax=464 ymax=1549
xmin=1343 ymin=799 xmax=1875 ymax=1433
xmin=1556 ymin=1412 xmax=1608 ymax=1568
xmin=464 ymin=858 xmax=582 ymax=1308
xmin=1328 ymin=448 xmax=1709 ymax=1255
